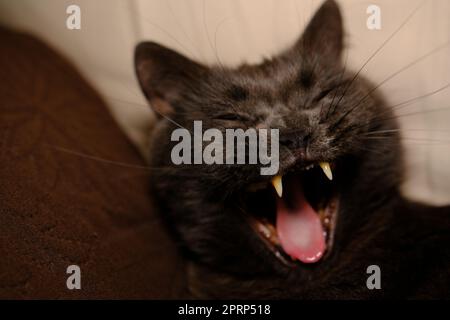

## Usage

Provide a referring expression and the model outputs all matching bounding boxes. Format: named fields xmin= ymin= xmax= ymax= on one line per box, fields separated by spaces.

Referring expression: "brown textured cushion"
xmin=0 ymin=27 xmax=186 ymax=299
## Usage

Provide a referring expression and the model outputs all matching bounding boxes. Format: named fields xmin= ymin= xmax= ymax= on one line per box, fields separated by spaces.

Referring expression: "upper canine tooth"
xmin=319 ymin=162 xmax=333 ymax=181
xmin=271 ymin=175 xmax=283 ymax=198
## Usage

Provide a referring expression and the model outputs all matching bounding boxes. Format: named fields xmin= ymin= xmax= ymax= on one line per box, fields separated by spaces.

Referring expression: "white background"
xmin=0 ymin=0 xmax=449 ymax=204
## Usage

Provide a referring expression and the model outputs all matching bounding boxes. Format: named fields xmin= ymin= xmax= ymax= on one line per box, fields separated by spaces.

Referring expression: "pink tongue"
xmin=276 ymin=183 xmax=326 ymax=263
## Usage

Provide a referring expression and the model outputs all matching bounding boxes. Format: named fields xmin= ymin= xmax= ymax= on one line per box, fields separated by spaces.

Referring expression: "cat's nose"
xmin=279 ymin=129 xmax=310 ymax=154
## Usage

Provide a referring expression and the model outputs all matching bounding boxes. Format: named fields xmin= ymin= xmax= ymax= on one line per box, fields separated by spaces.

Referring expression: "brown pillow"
xmin=0 ymin=27 xmax=186 ymax=299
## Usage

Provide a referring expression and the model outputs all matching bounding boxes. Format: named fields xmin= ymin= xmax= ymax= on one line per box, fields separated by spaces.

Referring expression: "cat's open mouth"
xmin=239 ymin=162 xmax=339 ymax=267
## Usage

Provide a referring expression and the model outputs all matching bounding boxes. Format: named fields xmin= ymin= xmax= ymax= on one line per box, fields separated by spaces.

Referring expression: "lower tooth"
xmin=258 ymin=224 xmax=270 ymax=238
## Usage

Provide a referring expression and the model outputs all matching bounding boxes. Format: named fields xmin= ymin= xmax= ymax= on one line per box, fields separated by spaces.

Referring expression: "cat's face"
xmin=135 ymin=0 xmax=402 ymax=276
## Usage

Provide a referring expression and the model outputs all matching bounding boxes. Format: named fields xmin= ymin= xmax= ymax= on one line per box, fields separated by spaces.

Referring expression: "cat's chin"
xmin=238 ymin=162 xmax=339 ymax=267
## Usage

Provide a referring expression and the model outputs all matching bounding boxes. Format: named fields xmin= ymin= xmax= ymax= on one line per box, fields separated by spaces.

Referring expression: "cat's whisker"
xmin=365 ymin=128 xmax=450 ymax=136
xmin=46 ymin=145 xmax=152 ymax=170
xmin=333 ymin=81 xmax=450 ymax=132
xmin=389 ymin=82 xmax=450 ymax=111
xmin=214 ymin=17 xmax=232 ymax=71
xmin=339 ymin=40 xmax=450 ymax=119
xmin=348 ymin=105 xmax=450 ymax=134
xmin=351 ymin=145 xmax=392 ymax=156
xmin=139 ymin=16 xmax=200 ymax=61
xmin=363 ymin=136 xmax=450 ymax=145
xmin=326 ymin=49 xmax=349 ymax=119
xmin=330 ymin=0 xmax=427 ymax=129
xmin=364 ymin=129 xmax=401 ymax=136
xmin=203 ymin=0 xmax=225 ymax=70
xmin=166 ymin=0 xmax=199 ymax=57
xmin=381 ymin=106 xmax=450 ymax=124
xmin=105 ymin=96 xmax=193 ymax=117
xmin=44 ymin=144 xmax=177 ymax=171
xmin=111 ymin=80 xmax=192 ymax=120
xmin=125 ymin=0 xmax=202 ymax=65
xmin=105 ymin=96 xmax=191 ymax=130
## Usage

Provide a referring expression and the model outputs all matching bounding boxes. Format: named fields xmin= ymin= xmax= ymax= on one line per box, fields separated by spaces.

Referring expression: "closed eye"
xmin=214 ymin=113 xmax=249 ymax=122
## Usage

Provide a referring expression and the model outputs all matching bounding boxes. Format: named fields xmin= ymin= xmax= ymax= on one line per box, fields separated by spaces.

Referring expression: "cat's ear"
xmin=294 ymin=0 xmax=343 ymax=62
xmin=134 ymin=42 xmax=208 ymax=118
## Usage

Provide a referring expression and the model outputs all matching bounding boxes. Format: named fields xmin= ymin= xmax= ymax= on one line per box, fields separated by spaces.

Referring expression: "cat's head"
xmin=135 ymin=0 xmax=403 ymax=277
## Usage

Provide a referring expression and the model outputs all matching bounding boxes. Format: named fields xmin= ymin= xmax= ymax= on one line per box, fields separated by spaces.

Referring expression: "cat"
xmin=134 ymin=0 xmax=450 ymax=299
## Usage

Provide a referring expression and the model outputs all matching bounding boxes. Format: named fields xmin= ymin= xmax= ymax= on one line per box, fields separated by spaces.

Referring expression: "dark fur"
xmin=135 ymin=0 xmax=450 ymax=298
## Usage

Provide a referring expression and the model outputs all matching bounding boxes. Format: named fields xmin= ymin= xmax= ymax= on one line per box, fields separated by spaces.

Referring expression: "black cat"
xmin=134 ymin=0 xmax=450 ymax=299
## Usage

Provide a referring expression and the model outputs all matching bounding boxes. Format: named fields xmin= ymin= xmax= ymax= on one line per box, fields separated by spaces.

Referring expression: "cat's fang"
xmin=319 ymin=162 xmax=333 ymax=181
xmin=271 ymin=175 xmax=283 ymax=198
